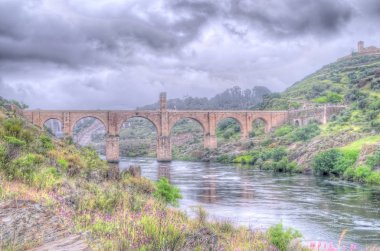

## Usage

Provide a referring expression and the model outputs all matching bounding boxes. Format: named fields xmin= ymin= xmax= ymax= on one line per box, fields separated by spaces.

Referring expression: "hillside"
xmin=228 ymin=54 xmax=380 ymax=184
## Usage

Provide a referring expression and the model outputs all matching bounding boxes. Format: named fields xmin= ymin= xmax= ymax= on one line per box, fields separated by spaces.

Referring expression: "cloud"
xmin=0 ymin=0 xmax=378 ymax=109
xmin=228 ymin=0 xmax=353 ymax=38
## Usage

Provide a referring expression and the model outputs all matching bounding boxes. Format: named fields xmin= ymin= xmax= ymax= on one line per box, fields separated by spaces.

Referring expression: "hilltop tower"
xmin=358 ymin=41 xmax=364 ymax=53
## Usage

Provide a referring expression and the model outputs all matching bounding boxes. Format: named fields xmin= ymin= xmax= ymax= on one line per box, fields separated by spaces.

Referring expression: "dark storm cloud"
xmin=0 ymin=0 xmax=215 ymax=68
xmin=0 ymin=0 xmax=358 ymax=67
xmin=229 ymin=0 xmax=353 ymax=38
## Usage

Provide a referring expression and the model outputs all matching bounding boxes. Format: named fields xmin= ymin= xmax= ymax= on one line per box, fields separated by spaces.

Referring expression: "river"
xmin=117 ymin=157 xmax=380 ymax=247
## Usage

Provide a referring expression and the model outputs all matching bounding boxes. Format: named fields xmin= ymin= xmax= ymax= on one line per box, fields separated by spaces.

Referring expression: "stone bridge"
xmin=22 ymin=93 xmax=345 ymax=162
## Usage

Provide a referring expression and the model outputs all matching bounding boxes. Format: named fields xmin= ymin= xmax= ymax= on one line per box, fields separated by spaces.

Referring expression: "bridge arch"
xmin=72 ymin=116 xmax=107 ymax=154
xmin=119 ymin=116 xmax=158 ymax=158
xmin=169 ymin=116 xmax=206 ymax=133
xmin=43 ymin=118 xmax=63 ymax=138
xmin=250 ymin=117 xmax=269 ymax=137
xmin=170 ymin=117 xmax=205 ymax=159
xmin=41 ymin=117 xmax=63 ymax=128
xmin=118 ymin=115 xmax=159 ymax=134
xmin=216 ymin=117 xmax=243 ymax=145
xmin=71 ymin=115 xmax=108 ymax=135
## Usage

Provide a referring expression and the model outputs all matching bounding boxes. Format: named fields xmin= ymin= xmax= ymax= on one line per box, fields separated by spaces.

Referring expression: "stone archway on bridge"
xmin=72 ymin=116 xmax=107 ymax=155
xmin=119 ymin=116 xmax=158 ymax=158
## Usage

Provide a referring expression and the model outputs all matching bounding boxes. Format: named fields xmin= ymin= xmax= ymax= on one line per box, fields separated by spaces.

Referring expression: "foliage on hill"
xmin=139 ymin=85 xmax=271 ymax=110
xmin=256 ymin=54 xmax=380 ymax=112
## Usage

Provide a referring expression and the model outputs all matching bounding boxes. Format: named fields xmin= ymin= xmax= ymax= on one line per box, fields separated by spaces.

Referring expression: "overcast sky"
xmin=0 ymin=0 xmax=379 ymax=109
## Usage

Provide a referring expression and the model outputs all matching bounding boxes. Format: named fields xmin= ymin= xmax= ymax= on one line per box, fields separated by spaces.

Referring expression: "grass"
xmin=341 ymin=135 xmax=380 ymax=152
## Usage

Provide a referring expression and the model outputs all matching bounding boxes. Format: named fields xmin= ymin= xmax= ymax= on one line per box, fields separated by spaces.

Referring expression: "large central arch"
xmin=170 ymin=117 xmax=205 ymax=160
xmin=72 ymin=116 xmax=107 ymax=154
xmin=119 ymin=116 xmax=158 ymax=158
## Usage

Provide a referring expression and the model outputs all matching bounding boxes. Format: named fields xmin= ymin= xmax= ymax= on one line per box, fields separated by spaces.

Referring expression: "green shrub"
xmin=313 ymin=149 xmax=343 ymax=176
xmin=353 ymin=166 xmax=372 ymax=182
xmin=326 ymin=91 xmax=343 ymax=103
xmin=2 ymin=119 xmax=23 ymax=137
xmin=154 ymin=177 xmax=182 ymax=206
xmin=289 ymin=122 xmax=320 ymax=142
xmin=4 ymin=136 xmax=26 ymax=147
xmin=139 ymin=215 xmax=184 ymax=250
xmin=32 ymin=166 xmax=61 ymax=189
xmin=366 ymin=171 xmax=380 ymax=185
xmin=271 ymin=147 xmax=287 ymax=162
xmin=39 ymin=134 xmax=53 ymax=150
xmin=274 ymin=124 xmax=293 ymax=137
xmin=7 ymin=153 xmax=44 ymax=183
xmin=267 ymin=223 xmax=302 ymax=251
xmin=0 ymin=144 xmax=7 ymax=167
xmin=57 ymin=158 xmax=69 ymax=170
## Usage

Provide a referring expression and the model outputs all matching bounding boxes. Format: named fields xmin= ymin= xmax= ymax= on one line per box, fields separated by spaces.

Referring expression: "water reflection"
xmin=118 ymin=157 xmax=380 ymax=246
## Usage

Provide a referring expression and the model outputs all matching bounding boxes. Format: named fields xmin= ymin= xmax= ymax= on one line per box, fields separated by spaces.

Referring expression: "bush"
xmin=274 ymin=124 xmax=293 ymax=137
xmin=313 ymin=149 xmax=343 ymax=176
xmin=32 ymin=167 xmax=61 ymax=189
xmin=7 ymin=153 xmax=44 ymax=183
xmin=313 ymin=148 xmax=359 ymax=177
xmin=2 ymin=119 xmax=23 ymax=137
xmin=57 ymin=158 xmax=69 ymax=170
xmin=39 ymin=134 xmax=53 ymax=150
xmin=267 ymin=223 xmax=302 ymax=251
xmin=289 ymin=122 xmax=320 ymax=142
xmin=4 ymin=136 xmax=26 ymax=147
xmin=154 ymin=177 xmax=182 ymax=206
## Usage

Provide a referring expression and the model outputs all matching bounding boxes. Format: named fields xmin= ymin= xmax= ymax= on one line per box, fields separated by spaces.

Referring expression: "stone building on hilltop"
xmin=338 ymin=41 xmax=380 ymax=61
xmin=357 ymin=41 xmax=380 ymax=55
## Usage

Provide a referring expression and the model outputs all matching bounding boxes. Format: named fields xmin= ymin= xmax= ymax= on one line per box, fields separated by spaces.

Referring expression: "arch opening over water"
xmin=170 ymin=118 xmax=204 ymax=160
xmin=119 ymin=117 xmax=157 ymax=158
xmin=216 ymin=117 xmax=241 ymax=146
xmin=250 ymin=118 xmax=267 ymax=137
xmin=72 ymin=117 xmax=106 ymax=155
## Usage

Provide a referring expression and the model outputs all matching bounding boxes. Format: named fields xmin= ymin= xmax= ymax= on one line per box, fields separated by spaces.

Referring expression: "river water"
xmin=118 ymin=157 xmax=380 ymax=247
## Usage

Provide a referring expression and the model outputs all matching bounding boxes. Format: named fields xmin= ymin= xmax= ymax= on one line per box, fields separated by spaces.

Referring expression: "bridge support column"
xmin=106 ymin=135 xmax=119 ymax=163
xmin=157 ymin=136 xmax=171 ymax=162
xmin=204 ymin=134 xmax=217 ymax=149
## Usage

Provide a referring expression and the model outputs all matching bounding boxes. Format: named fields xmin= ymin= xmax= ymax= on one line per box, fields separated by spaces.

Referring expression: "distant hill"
xmin=256 ymin=54 xmax=380 ymax=111
xmin=138 ymin=86 xmax=271 ymax=110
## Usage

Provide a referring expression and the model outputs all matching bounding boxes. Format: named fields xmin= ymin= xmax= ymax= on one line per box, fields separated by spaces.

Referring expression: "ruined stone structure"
xmin=23 ymin=93 xmax=345 ymax=162
xmin=357 ymin=41 xmax=380 ymax=55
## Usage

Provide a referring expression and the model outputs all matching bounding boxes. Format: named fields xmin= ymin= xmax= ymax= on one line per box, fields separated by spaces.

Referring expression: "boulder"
xmin=122 ymin=165 xmax=141 ymax=178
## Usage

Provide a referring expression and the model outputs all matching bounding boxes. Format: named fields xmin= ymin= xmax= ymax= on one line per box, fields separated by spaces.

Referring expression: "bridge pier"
xmin=204 ymin=134 xmax=217 ymax=149
xmin=106 ymin=135 xmax=120 ymax=163
xmin=157 ymin=136 xmax=172 ymax=162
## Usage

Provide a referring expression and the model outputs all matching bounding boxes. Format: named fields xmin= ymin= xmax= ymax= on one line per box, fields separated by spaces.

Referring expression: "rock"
xmin=28 ymin=234 xmax=91 ymax=251
xmin=356 ymin=143 xmax=380 ymax=165
xmin=183 ymin=227 xmax=223 ymax=251
xmin=0 ymin=200 xmax=67 ymax=249
xmin=123 ymin=165 xmax=141 ymax=178
xmin=0 ymin=200 xmax=91 ymax=251
xmin=289 ymin=130 xmax=365 ymax=171
xmin=107 ymin=164 xmax=121 ymax=180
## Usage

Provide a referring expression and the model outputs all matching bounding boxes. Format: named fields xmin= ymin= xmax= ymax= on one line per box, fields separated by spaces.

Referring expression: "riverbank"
xmin=120 ymin=157 xmax=380 ymax=248
xmin=0 ymin=109 xmax=306 ymax=250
